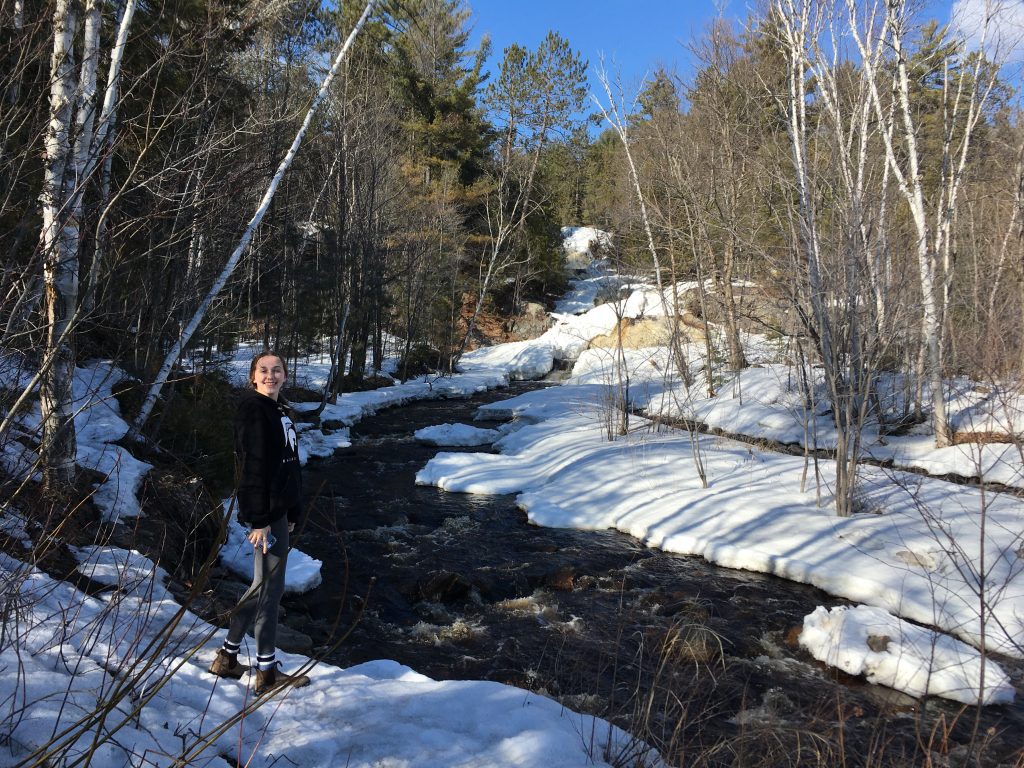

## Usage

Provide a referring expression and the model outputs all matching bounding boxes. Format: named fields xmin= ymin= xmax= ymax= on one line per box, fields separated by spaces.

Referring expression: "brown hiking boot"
xmin=208 ymin=649 xmax=248 ymax=680
xmin=254 ymin=663 xmax=310 ymax=696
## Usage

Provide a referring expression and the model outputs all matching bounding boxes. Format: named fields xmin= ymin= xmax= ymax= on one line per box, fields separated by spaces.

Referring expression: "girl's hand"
xmin=248 ymin=526 xmax=272 ymax=554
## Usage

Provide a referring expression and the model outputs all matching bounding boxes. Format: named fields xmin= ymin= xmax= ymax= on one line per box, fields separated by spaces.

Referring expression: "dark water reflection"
xmin=288 ymin=384 xmax=1023 ymax=767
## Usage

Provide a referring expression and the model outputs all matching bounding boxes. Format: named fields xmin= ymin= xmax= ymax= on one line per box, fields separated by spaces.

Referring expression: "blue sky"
xmin=468 ymin=0 xmax=732 ymax=94
xmin=467 ymin=0 xmax=960 ymax=100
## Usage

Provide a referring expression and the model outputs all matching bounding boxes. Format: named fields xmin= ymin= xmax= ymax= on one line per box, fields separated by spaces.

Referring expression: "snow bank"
xmin=0 ymin=549 xmax=658 ymax=767
xmin=554 ymin=265 xmax=622 ymax=315
xmin=298 ymin=425 xmax=352 ymax=463
xmin=950 ymin=386 xmax=1024 ymax=436
xmin=291 ymin=370 xmax=512 ymax=426
xmin=459 ymin=339 xmax=554 ymax=380
xmin=800 ymin=605 xmax=1014 ymax=705
xmin=219 ymin=513 xmax=323 ymax=595
xmin=414 ymin=423 xmax=501 ymax=447
xmin=18 ymin=362 xmax=153 ymax=522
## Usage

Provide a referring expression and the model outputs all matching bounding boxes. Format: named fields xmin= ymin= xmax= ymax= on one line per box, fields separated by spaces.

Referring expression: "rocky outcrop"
xmin=588 ymin=314 xmax=706 ymax=350
xmin=507 ymin=302 xmax=551 ymax=341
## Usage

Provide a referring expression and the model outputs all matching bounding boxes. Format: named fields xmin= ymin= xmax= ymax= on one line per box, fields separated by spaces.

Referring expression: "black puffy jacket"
xmin=234 ymin=391 xmax=303 ymax=529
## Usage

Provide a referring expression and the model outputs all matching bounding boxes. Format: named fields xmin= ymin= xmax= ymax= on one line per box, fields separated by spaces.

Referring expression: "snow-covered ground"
xmin=0 ymin=547 xmax=652 ymax=766
xmin=2 ymin=236 xmax=1021 ymax=766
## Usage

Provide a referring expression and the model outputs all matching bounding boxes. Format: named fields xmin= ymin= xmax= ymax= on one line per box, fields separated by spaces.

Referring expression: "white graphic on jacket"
xmin=280 ymin=414 xmax=297 ymax=455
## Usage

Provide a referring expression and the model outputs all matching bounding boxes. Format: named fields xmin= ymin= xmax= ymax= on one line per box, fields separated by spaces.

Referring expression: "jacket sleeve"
xmin=234 ymin=400 xmax=273 ymax=528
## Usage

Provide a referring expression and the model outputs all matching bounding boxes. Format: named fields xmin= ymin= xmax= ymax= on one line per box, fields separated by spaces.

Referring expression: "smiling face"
xmin=251 ymin=354 xmax=286 ymax=400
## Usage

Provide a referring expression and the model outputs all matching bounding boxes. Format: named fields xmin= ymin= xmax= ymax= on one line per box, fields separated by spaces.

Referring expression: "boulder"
xmin=416 ymin=570 xmax=472 ymax=603
xmin=507 ymin=302 xmax=552 ymax=340
xmin=275 ymin=624 xmax=314 ymax=655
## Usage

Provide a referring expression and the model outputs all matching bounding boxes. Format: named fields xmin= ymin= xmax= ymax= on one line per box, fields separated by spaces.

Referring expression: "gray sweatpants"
xmin=226 ymin=514 xmax=290 ymax=658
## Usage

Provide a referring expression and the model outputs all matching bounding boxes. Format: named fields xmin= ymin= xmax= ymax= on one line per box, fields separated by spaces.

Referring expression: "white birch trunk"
xmin=131 ymin=0 xmax=378 ymax=433
xmin=82 ymin=0 xmax=136 ymax=310
xmin=71 ymin=0 xmax=102 ymax=184
xmin=776 ymin=0 xmax=835 ymax=373
xmin=6 ymin=0 xmax=25 ymax=104
xmin=776 ymin=0 xmax=855 ymax=513
xmin=592 ymin=66 xmax=692 ymax=385
xmin=889 ymin=2 xmax=949 ymax=447
xmin=38 ymin=0 xmax=80 ymax=491
xmin=850 ymin=0 xmax=996 ymax=446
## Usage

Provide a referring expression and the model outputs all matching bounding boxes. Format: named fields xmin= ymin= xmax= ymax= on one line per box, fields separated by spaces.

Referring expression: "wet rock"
xmin=866 ymin=634 xmax=891 ymax=652
xmin=574 ymin=575 xmax=598 ymax=590
xmin=416 ymin=571 xmax=472 ymax=603
xmin=213 ymin=578 xmax=249 ymax=605
xmin=508 ymin=302 xmax=552 ymax=340
xmin=470 ymin=569 xmax=531 ymax=601
xmin=418 ymin=602 xmax=455 ymax=625
xmin=732 ymin=686 xmax=797 ymax=725
xmin=545 ymin=566 xmax=576 ymax=591
xmin=276 ymin=624 xmax=313 ymax=655
xmin=181 ymin=592 xmax=224 ymax=622
xmin=859 ymin=683 xmax=919 ymax=713
xmin=783 ymin=625 xmax=803 ymax=648
xmin=298 ymin=617 xmax=342 ymax=645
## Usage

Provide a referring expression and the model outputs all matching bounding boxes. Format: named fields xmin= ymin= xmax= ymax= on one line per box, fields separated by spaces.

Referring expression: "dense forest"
xmin=2 ymin=0 xmax=1022 ymax=505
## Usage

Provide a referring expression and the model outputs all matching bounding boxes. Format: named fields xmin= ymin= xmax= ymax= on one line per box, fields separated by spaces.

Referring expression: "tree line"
xmin=1 ymin=0 xmax=1021 ymax=512
xmin=0 ymin=0 xmax=589 ymax=496
xmin=589 ymin=0 xmax=1023 ymax=515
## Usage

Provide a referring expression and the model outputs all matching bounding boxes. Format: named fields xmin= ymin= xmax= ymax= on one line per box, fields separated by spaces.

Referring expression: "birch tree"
xmin=849 ymin=0 xmax=1001 ymax=447
xmin=37 ymin=0 xmax=80 ymax=492
xmin=592 ymin=64 xmax=693 ymax=388
xmin=21 ymin=0 xmax=136 ymax=493
xmin=771 ymin=0 xmax=897 ymax=515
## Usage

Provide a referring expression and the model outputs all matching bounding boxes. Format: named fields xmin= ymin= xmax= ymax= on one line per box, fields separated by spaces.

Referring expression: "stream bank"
xmin=280 ymin=384 xmax=1023 ymax=767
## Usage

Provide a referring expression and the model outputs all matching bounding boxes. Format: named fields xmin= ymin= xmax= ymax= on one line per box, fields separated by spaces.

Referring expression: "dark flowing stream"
xmin=282 ymin=383 xmax=1023 ymax=768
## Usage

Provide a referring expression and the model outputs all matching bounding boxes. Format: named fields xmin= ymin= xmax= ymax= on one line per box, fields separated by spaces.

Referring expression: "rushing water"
xmin=285 ymin=384 xmax=1023 ymax=767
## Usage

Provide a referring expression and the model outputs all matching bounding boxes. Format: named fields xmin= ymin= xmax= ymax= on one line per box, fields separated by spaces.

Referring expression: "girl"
xmin=209 ymin=351 xmax=309 ymax=696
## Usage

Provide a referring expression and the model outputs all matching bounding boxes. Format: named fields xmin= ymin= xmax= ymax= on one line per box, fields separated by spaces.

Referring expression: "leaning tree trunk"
xmin=81 ymin=0 xmax=136 ymax=312
xmin=131 ymin=0 xmax=378 ymax=434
